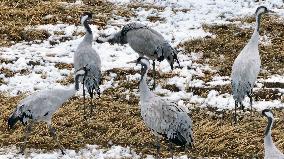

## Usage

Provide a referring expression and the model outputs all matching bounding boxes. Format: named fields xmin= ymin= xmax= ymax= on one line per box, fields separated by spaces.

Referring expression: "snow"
xmin=0 ymin=0 xmax=284 ymax=158
xmin=0 ymin=145 xmax=141 ymax=159
xmin=263 ymin=75 xmax=284 ymax=83
xmin=207 ymin=76 xmax=231 ymax=86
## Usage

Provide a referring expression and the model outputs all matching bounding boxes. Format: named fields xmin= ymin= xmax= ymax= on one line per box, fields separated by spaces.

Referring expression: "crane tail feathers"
xmin=7 ymin=114 xmax=19 ymax=129
xmin=84 ymin=77 xmax=101 ymax=98
xmin=164 ymin=131 xmax=187 ymax=146
xmin=173 ymin=50 xmax=180 ymax=67
xmin=156 ymin=42 xmax=180 ymax=70
xmin=232 ymin=81 xmax=252 ymax=104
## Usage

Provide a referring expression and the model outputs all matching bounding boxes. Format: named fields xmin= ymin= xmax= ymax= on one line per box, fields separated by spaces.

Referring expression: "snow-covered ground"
xmin=0 ymin=0 xmax=283 ymax=158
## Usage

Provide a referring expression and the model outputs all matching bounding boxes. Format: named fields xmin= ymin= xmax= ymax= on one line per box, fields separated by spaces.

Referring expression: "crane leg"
xmin=248 ymin=92 xmax=253 ymax=121
xmin=241 ymin=102 xmax=245 ymax=111
xmin=151 ymin=60 xmax=156 ymax=90
xmin=234 ymin=101 xmax=237 ymax=124
xmin=169 ymin=142 xmax=174 ymax=159
xmin=83 ymin=76 xmax=87 ymax=120
xmin=49 ymin=125 xmax=65 ymax=155
xmin=82 ymin=66 xmax=89 ymax=119
xmin=90 ymin=89 xmax=95 ymax=116
xmin=155 ymin=136 xmax=160 ymax=159
xmin=20 ymin=123 xmax=33 ymax=154
xmin=248 ymin=93 xmax=253 ymax=112
xmin=83 ymin=72 xmax=87 ymax=120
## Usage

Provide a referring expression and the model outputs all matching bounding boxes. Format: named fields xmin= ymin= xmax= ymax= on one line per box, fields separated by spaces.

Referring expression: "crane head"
xmin=255 ymin=6 xmax=274 ymax=16
xmin=256 ymin=6 xmax=268 ymax=15
xmin=262 ymin=109 xmax=274 ymax=119
xmin=136 ymin=57 xmax=150 ymax=77
xmin=80 ymin=12 xmax=92 ymax=24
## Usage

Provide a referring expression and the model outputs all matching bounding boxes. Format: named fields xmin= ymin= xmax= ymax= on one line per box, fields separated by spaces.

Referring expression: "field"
xmin=0 ymin=0 xmax=283 ymax=158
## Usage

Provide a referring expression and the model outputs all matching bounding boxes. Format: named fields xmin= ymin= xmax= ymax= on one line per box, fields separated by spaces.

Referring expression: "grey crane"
xmin=262 ymin=109 xmax=284 ymax=159
xmin=7 ymin=72 xmax=84 ymax=155
xmin=231 ymin=6 xmax=273 ymax=123
xmin=136 ymin=57 xmax=193 ymax=158
xmin=74 ymin=12 xmax=102 ymax=117
xmin=96 ymin=22 xmax=180 ymax=89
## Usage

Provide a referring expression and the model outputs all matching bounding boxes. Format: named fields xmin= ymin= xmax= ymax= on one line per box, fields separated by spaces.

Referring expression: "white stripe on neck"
xmin=265 ymin=111 xmax=274 ymax=119
xmin=81 ymin=15 xmax=88 ymax=25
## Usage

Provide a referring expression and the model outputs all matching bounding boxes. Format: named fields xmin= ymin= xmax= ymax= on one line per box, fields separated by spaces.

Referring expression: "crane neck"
xmin=57 ymin=86 xmax=76 ymax=103
xmin=247 ymin=29 xmax=259 ymax=46
xmin=264 ymin=131 xmax=275 ymax=146
xmin=83 ymin=21 xmax=93 ymax=44
xmin=264 ymin=117 xmax=275 ymax=146
xmin=139 ymin=68 xmax=151 ymax=99
xmin=264 ymin=117 xmax=273 ymax=136
xmin=255 ymin=12 xmax=263 ymax=33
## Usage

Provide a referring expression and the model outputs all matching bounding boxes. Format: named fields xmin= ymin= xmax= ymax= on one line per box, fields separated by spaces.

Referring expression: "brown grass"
xmin=56 ymin=74 xmax=74 ymax=85
xmin=147 ymin=16 xmax=166 ymax=23
xmin=54 ymin=62 xmax=73 ymax=70
xmin=1 ymin=67 xmax=284 ymax=157
xmin=127 ymin=2 xmax=165 ymax=11
xmin=1 ymin=1 xmax=283 ymax=158
xmin=187 ymin=84 xmax=283 ymax=101
xmin=0 ymin=68 xmax=16 ymax=77
xmin=0 ymin=0 xmax=133 ymax=46
xmin=1 ymin=92 xmax=284 ymax=158
xmin=180 ymin=15 xmax=284 ymax=77
xmin=179 ymin=16 xmax=284 ymax=99
xmin=0 ymin=67 xmax=31 ymax=78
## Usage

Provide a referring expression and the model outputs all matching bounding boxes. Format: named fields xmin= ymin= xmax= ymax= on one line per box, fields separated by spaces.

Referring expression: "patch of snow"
xmin=207 ymin=76 xmax=231 ymax=86
xmin=263 ymin=75 xmax=284 ymax=83
xmin=0 ymin=145 xmax=141 ymax=159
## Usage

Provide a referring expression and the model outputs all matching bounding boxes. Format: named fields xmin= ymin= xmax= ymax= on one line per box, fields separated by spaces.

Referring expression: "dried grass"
xmin=187 ymin=84 xmax=282 ymax=101
xmin=127 ymin=2 xmax=165 ymax=11
xmin=1 ymin=92 xmax=284 ymax=158
xmin=180 ymin=16 xmax=284 ymax=77
xmin=54 ymin=63 xmax=73 ymax=70
xmin=56 ymin=74 xmax=74 ymax=85
xmin=0 ymin=0 xmax=133 ymax=46
xmin=0 ymin=68 xmax=15 ymax=78
xmin=179 ymin=16 xmax=284 ymax=100
xmin=1 ymin=2 xmax=284 ymax=158
xmin=1 ymin=67 xmax=284 ymax=157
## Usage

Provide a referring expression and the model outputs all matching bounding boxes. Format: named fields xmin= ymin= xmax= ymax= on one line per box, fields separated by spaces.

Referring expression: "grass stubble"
xmin=0 ymin=67 xmax=284 ymax=158
xmin=0 ymin=0 xmax=284 ymax=158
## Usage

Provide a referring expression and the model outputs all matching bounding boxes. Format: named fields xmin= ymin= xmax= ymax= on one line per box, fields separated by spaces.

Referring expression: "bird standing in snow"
xmin=7 ymin=72 xmax=84 ymax=155
xmin=231 ymin=6 xmax=273 ymax=123
xmin=136 ymin=57 xmax=193 ymax=158
xmin=262 ymin=109 xmax=284 ymax=159
xmin=96 ymin=22 xmax=180 ymax=89
xmin=74 ymin=12 xmax=102 ymax=118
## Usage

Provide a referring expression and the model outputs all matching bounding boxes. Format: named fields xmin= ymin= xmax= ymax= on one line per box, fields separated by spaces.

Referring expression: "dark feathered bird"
xmin=231 ymin=6 xmax=274 ymax=123
xmin=96 ymin=22 xmax=180 ymax=89
xmin=74 ymin=12 xmax=102 ymax=117
xmin=135 ymin=57 xmax=193 ymax=158
xmin=262 ymin=109 xmax=284 ymax=158
xmin=8 ymin=72 xmax=84 ymax=155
